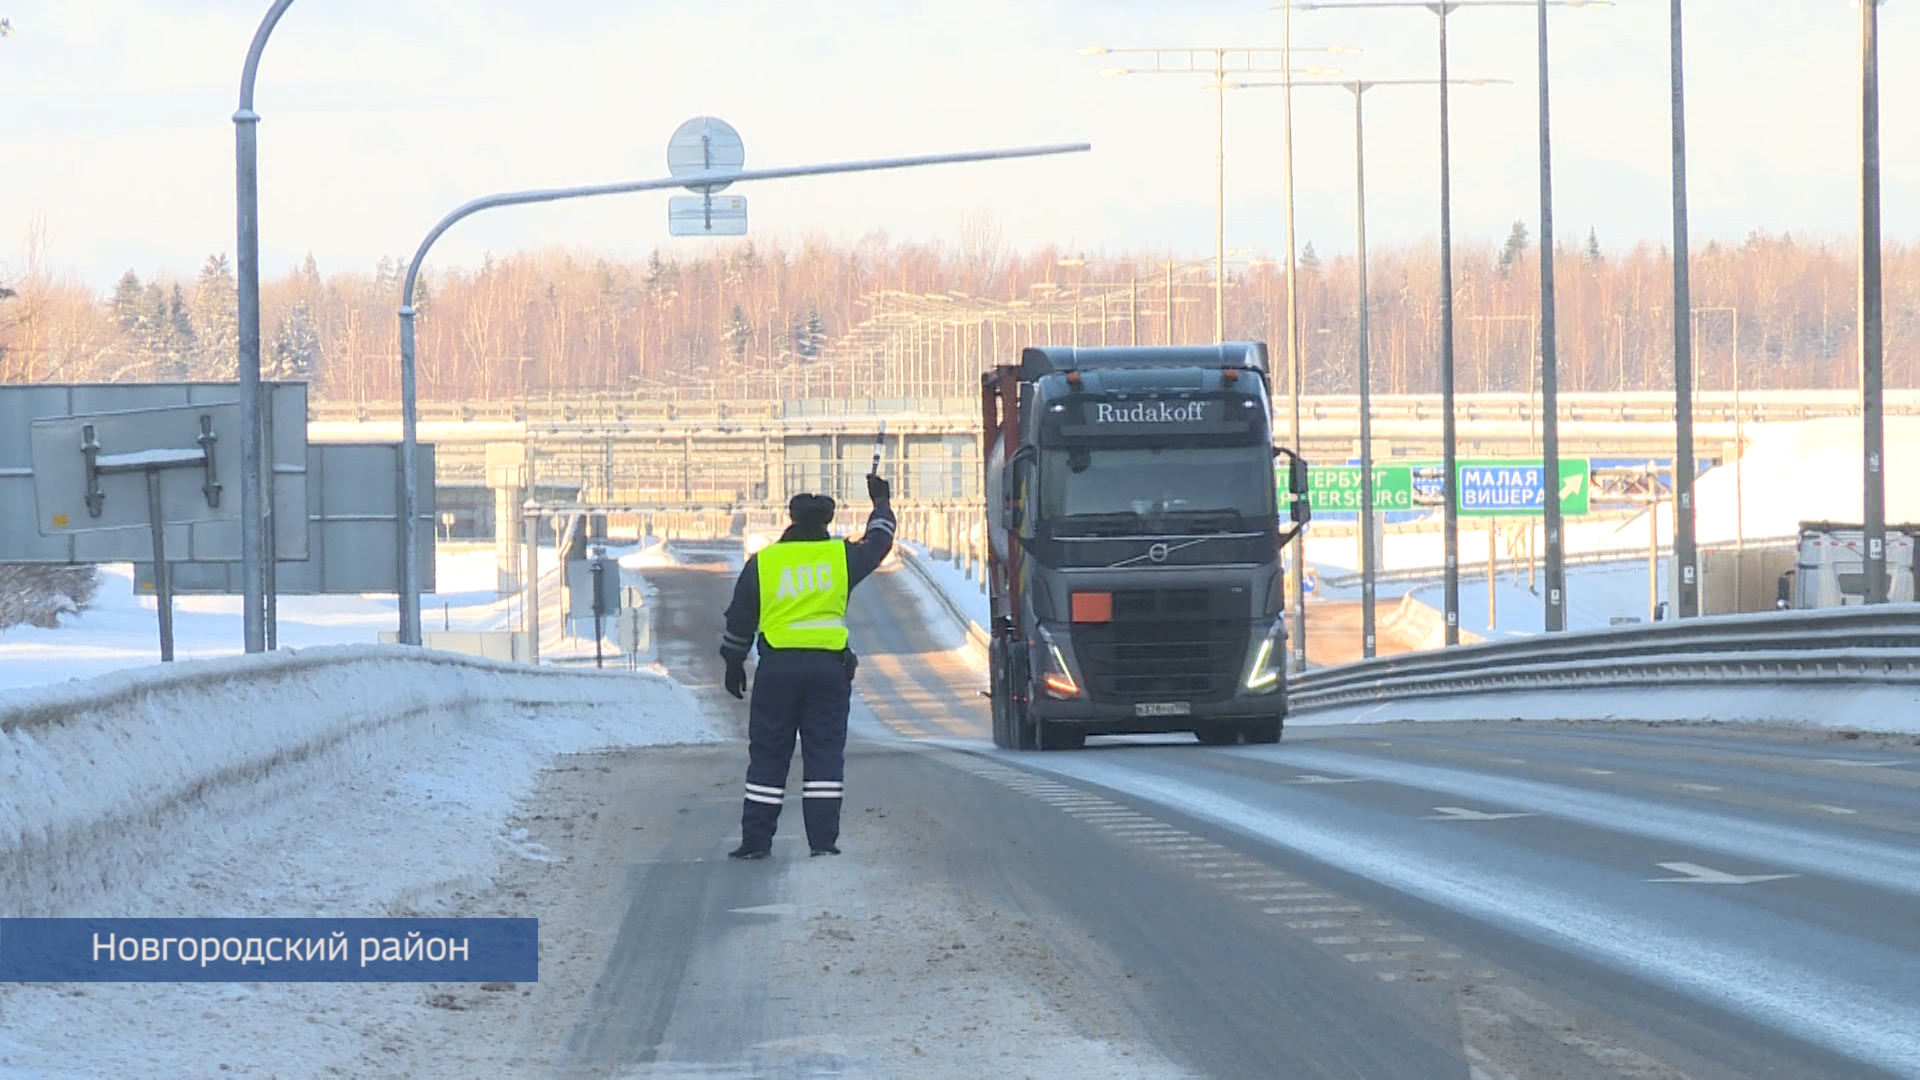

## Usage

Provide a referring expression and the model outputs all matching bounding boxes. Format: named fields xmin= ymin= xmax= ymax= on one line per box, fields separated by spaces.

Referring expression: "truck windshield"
xmin=1039 ymin=445 xmax=1275 ymax=533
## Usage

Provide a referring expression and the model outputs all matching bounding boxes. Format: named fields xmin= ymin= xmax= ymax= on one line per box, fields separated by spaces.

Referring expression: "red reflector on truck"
xmin=1071 ymin=592 xmax=1113 ymax=623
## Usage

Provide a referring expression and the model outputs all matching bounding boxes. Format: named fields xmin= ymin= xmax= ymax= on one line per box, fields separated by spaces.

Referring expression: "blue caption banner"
xmin=0 ymin=918 xmax=537 ymax=983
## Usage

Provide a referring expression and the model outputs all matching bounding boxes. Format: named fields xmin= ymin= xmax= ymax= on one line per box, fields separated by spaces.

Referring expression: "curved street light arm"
xmin=391 ymin=140 xmax=1092 ymax=644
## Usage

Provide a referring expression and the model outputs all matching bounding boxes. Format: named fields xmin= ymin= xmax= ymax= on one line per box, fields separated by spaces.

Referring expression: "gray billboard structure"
xmin=135 ymin=442 xmax=436 ymax=597
xmin=3 ymin=384 xmax=435 ymax=661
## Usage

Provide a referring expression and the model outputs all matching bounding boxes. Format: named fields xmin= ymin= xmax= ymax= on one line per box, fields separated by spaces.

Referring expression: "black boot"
xmin=809 ymin=844 xmax=840 ymax=857
xmin=728 ymin=843 xmax=771 ymax=860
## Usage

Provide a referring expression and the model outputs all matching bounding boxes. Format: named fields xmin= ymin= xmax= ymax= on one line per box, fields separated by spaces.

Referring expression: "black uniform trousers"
xmin=741 ymin=648 xmax=851 ymax=850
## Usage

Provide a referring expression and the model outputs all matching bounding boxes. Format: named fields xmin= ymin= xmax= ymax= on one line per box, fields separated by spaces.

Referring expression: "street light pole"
xmin=1237 ymin=74 xmax=1504 ymax=659
xmin=1352 ymin=83 xmax=1378 ymax=660
xmin=391 ymin=142 xmax=1090 ymax=643
xmin=1437 ymin=6 xmax=1461 ymax=646
xmin=1536 ymin=0 xmax=1566 ymax=633
xmin=233 ymin=0 xmax=298 ymax=655
xmin=1860 ymin=0 xmax=1886 ymax=604
xmin=1670 ymin=0 xmax=1700 ymax=618
xmin=1281 ymin=7 xmax=1309 ymax=670
xmin=1280 ymin=0 xmax=1609 ymax=648
xmin=1216 ymin=48 xmax=1227 ymax=342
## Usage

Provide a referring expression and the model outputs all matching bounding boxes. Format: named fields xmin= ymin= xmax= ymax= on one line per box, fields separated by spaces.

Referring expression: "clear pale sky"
xmin=0 ymin=0 xmax=1912 ymax=291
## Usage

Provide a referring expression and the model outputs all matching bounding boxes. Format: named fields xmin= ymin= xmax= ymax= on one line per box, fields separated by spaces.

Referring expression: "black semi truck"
xmin=983 ymin=344 xmax=1311 ymax=750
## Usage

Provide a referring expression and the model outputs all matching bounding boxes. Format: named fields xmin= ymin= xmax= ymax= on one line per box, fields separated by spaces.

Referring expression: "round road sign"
xmin=666 ymin=116 xmax=745 ymax=194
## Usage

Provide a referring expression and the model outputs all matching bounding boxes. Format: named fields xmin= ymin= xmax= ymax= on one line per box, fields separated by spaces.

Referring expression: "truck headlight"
xmin=1243 ymin=617 xmax=1286 ymax=694
xmin=1035 ymin=625 xmax=1082 ymax=699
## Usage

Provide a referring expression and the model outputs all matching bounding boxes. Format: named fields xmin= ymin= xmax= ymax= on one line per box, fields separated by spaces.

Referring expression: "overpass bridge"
xmin=303 ymin=388 xmax=1914 ymax=592
xmin=310 ymin=389 xmax=1910 ymax=521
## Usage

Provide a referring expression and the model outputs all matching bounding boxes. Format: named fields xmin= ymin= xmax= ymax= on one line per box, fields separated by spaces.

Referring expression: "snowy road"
xmin=555 ymin=553 xmax=1920 ymax=1079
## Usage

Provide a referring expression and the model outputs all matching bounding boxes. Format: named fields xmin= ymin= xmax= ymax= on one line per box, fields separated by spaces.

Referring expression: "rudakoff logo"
xmin=1094 ymin=401 xmax=1206 ymax=423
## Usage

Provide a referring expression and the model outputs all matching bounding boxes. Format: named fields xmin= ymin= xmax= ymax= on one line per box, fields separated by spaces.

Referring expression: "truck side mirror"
xmin=1274 ymin=447 xmax=1310 ymax=496
xmin=1776 ymin=570 xmax=1793 ymax=609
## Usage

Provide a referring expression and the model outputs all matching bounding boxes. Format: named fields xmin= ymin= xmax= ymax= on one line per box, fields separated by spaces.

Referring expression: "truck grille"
xmin=1074 ymin=589 xmax=1248 ymax=703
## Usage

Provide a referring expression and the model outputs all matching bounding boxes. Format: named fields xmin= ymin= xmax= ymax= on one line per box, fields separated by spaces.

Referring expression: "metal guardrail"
xmin=896 ymin=544 xmax=991 ymax=657
xmin=1289 ymin=605 xmax=1920 ymax=712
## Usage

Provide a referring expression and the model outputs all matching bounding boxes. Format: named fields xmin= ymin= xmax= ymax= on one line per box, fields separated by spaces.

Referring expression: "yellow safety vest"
xmin=756 ymin=539 xmax=850 ymax=650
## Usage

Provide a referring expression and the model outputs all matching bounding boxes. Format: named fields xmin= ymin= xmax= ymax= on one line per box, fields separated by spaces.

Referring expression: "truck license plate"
xmin=1135 ymin=702 xmax=1191 ymax=718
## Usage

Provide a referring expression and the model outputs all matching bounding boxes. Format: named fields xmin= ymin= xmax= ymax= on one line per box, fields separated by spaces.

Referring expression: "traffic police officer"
xmin=721 ymin=473 xmax=894 ymax=859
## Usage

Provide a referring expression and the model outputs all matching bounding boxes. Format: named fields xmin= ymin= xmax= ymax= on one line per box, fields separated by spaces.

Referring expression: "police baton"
xmin=870 ymin=420 xmax=886 ymax=479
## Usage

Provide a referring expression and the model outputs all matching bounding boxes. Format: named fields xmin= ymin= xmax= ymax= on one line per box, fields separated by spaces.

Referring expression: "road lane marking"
xmin=1262 ymin=904 xmax=1362 ymax=915
xmin=1492 ymin=757 xmax=1527 ymax=765
xmin=1289 ymin=774 xmax=1369 ymax=785
xmin=1646 ymin=861 xmax=1800 ymax=885
xmin=1677 ymin=783 xmax=1722 ymax=793
xmin=1287 ymin=919 xmax=1393 ymax=931
xmin=1816 ymin=758 xmax=1908 ymax=768
xmin=1346 ymin=950 xmax=1461 ymax=963
xmin=1315 ymin=934 xmax=1427 ymax=946
xmin=1423 ymin=807 xmax=1538 ymax=822
xmin=1578 ymin=768 xmax=1616 ymax=776
xmin=1809 ymin=804 xmax=1858 ymax=815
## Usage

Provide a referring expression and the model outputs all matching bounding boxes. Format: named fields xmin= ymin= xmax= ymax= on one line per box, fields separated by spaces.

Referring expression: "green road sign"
xmin=1401 ymin=457 xmax=1591 ymax=517
xmin=1285 ymin=464 xmax=1415 ymax=513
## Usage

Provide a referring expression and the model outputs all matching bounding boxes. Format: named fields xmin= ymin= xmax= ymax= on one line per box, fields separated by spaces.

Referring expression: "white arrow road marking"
xmin=1646 ymin=862 xmax=1800 ymax=885
xmin=1817 ymin=758 xmax=1908 ymax=768
xmin=728 ymin=903 xmax=796 ymax=916
xmin=1290 ymin=774 xmax=1369 ymax=784
xmin=1423 ymin=806 xmax=1538 ymax=822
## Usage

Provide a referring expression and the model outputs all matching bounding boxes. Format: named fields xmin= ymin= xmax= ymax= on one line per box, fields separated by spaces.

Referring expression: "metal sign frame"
xmin=0 ymin=383 xmax=308 ymax=564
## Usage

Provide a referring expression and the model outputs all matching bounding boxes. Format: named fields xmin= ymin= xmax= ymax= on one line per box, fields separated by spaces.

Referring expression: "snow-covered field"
xmin=0 ymin=642 xmax=721 ymax=1076
xmin=1307 ymin=416 xmax=1920 ymax=576
xmin=1314 ymin=560 xmax=1672 ymax=638
xmin=0 ymin=545 xmax=514 ymax=692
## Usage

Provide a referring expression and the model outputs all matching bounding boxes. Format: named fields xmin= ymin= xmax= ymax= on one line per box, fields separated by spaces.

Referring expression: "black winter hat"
xmin=788 ymin=493 xmax=836 ymax=530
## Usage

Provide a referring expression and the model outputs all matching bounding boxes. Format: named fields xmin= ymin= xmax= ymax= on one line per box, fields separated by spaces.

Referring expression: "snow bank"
xmin=1610 ymin=416 xmax=1920 ymax=546
xmin=0 ymin=644 xmax=717 ymax=919
xmin=0 ymin=547 xmax=520 ymax=693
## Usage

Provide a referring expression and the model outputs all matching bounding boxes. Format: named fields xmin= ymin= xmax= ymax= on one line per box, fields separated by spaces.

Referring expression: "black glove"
xmin=867 ymin=472 xmax=891 ymax=503
xmin=724 ymin=657 xmax=749 ymax=699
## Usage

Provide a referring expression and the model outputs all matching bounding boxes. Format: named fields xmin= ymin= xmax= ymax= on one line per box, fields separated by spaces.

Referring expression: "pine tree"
xmin=192 ymin=254 xmax=238 ymax=379
xmin=164 ymin=285 xmax=196 ymax=380
xmin=271 ymin=301 xmax=322 ymax=380
xmin=644 ymin=249 xmax=677 ymax=296
xmin=725 ymin=304 xmax=752 ymax=361
xmin=110 ymin=270 xmax=144 ymax=331
xmin=1299 ymin=243 xmax=1321 ymax=275
xmin=804 ymin=305 xmax=825 ymax=358
xmin=1584 ymin=227 xmax=1603 ymax=267
xmin=1497 ymin=220 xmax=1531 ymax=276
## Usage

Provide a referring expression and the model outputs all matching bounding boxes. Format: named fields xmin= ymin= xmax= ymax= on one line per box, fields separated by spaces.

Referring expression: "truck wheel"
xmin=1243 ymin=718 xmax=1282 ymax=744
xmin=1038 ymin=722 xmax=1086 ymax=751
xmin=1194 ymin=725 xmax=1240 ymax=746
